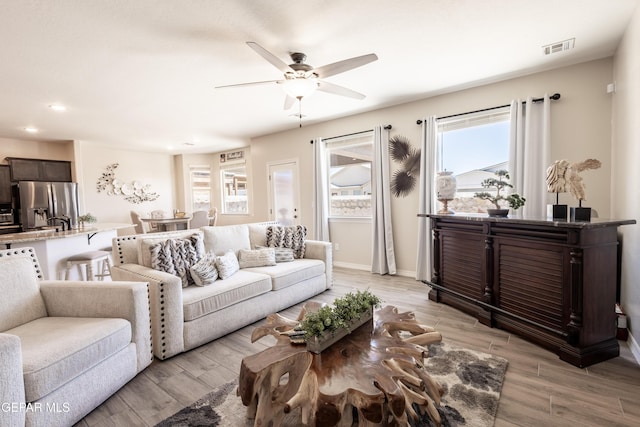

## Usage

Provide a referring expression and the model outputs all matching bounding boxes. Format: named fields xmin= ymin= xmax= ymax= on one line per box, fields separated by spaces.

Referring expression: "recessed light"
xmin=48 ymin=104 xmax=66 ymax=112
xmin=24 ymin=127 xmax=39 ymax=133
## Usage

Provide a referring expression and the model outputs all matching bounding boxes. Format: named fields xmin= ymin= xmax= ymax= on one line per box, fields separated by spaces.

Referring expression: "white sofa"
xmin=0 ymin=247 xmax=152 ymax=427
xmin=111 ymin=223 xmax=332 ymax=360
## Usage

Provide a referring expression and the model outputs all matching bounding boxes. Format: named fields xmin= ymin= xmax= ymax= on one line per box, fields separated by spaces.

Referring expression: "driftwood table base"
xmin=238 ymin=304 xmax=444 ymax=426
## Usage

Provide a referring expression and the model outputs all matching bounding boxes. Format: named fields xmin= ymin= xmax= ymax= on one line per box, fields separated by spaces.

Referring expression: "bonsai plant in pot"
xmin=474 ymin=170 xmax=526 ymax=217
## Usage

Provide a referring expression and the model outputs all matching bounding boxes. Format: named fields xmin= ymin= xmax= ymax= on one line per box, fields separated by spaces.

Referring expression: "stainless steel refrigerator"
xmin=17 ymin=181 xmax=79 ymax=230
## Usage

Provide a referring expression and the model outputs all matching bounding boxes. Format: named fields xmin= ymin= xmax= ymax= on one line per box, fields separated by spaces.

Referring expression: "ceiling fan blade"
xmin=215 ymin=79 xmax=283 ymax=89
xmin=246 ymin=42 xmax=294 ymax=74
xmin=283 ymin=95 xmax=296 ymax=110
xmin=317 ymin=80 xmax=366 ymax=100
xmin=312 ymin=53 xmax=378 ymax=79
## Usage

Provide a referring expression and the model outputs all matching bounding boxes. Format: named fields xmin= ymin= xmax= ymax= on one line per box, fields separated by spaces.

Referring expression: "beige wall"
xmin=251 ymin=58 xmax=615 ymax=275
xmin=74 ymin=142 xmax=176 ymax=223
xmin=612 ymin=4 xmax=640 ymax=355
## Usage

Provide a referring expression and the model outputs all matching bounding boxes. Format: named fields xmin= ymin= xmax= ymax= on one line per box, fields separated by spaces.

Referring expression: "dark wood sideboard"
xmin=425 ymin=214 xmax=635 ymax=367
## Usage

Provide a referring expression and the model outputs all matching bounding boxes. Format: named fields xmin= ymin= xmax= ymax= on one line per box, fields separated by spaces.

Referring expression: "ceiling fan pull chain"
xmin=298 ymin=96 xmax=303 ymax=128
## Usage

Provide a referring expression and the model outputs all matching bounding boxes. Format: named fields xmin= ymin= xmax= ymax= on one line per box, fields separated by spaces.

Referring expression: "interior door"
xmin=268 ymin=161 xmax=300 ymax=226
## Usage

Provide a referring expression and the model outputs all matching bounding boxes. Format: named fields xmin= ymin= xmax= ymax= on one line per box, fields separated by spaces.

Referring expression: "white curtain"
xmin=312 ymin=137 xmax=330 ymax=241
xmin=416 ymin=116 xmax=437 ymax=281
xmin=509 ymin=95 xmax=551 ymax=218
xmin=371 ymin=126 xmax=396 ymax=275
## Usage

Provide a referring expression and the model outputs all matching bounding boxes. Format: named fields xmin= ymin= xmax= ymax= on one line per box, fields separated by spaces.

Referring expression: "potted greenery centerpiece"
xmin=78 ymin=213 xmax=97 ymax=228
xmin=474 ymin=170 xmax=526 ymax=217
xmin=298 ymin=290 xmax=381 ymax=353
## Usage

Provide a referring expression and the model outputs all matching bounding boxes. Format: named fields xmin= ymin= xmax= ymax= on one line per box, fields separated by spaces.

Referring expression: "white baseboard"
xmin=628 ymin=332 xmax=640 ymax=365
xmin=333 ymin=261 xmax=370 ymax=271
xmin=332 ymin=262 xmax=415 ymax=278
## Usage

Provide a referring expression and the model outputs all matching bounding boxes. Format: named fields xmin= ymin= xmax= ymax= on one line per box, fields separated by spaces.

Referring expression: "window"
xmin=220 ymin=164 xmax=248 ymax=214
xmin=437 ymin=108 xmax=510 ymax=213
xmin=326 ymin=132 xmax=373 ymax=217
xmin=190 ymin=166 xmax=211 ymax=212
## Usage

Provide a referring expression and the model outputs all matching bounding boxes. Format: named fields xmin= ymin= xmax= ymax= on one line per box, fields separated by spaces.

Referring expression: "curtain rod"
xmin=310 ymin=125 xmax=392 ymax=144
xmin=416 ymin=93 xmax=561 ymax=125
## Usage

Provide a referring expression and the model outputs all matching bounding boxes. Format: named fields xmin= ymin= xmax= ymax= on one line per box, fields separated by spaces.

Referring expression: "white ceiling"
xmin=0 ymin=0 xmax=637 ymax=153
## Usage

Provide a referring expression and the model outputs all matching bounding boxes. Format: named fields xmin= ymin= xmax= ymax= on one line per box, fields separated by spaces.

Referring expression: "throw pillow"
xmin=149 ymin=235 xmax=204 ymax=287
xmin=256 ymin=245 xmax=294 ymax=263
xmin=215 ymin=251 xmax=240 ymax=279
xmin=189 ymin=251 xmax=218 ymax=286
xmin=266 ymin=225 xmax=307 ymax=259
xmin=238 ymin=248 xmax=276 ymax=268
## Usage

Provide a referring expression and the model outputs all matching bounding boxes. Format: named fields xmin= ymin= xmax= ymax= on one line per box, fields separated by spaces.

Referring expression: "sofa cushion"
xmin=248 ymin=223 xmax=270 ymax=248
xmin=238 ymin=248 xmax=276 ymax=268
xmin=215 ymin=251 xmax=240 ymax=279
xmin=0 ymin=252 xmax=47 ymax=332
xmin=6 ymin=317 xmax=131 ymax=402
xmin=182 ymin=271 xmax=272 ymax=321
xmin=150 ymin=234 xmax=204 ymax=287
xmin=202 ymin=225 xmax=251 ymax=256
xmin=243 ymin=259 xmax=325 ymax=291
xmin=189 ymin=251 xmax=219 ymax=286
xmin=266 ymin=225 xmax=307 ymax=259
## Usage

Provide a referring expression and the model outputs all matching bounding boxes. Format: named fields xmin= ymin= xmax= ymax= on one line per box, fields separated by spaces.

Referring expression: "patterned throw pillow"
xmin=238 ymin=248 xmax=276 ymax=268
xmin=266 ymin=225 xmax=307 ymax=259
xmin=256 ymin=245 xmax=294 ymax=263
xmin=215 ymin=251 xmax=240 ymax=279
xmin=189 ymin=251 xmax=218 ymax=286
xmin=150 ymin=235 xmax=204 ymax=287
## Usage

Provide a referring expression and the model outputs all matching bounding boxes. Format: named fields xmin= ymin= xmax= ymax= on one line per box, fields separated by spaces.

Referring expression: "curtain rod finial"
xmin=416 ymin=119 xmax=423 ymax=125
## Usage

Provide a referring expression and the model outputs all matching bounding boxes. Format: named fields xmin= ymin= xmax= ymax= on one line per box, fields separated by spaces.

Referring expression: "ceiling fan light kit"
xmin=216 ymin=42 xmax=378 ymax=124
xmin=282 ymin=77 xmax=318 ymax=99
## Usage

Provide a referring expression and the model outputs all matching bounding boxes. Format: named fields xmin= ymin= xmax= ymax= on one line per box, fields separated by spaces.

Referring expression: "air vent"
xmin=543 ymin=38 xmax=575 ymax=55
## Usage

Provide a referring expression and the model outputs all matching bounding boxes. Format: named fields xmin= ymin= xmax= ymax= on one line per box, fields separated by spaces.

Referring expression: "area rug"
xmin=156 ymin=341 xmax=508 ymax=427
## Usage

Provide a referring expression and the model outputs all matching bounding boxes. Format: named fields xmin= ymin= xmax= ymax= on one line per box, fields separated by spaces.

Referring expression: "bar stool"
xmin=64 ymin=250 xmax=112 ymax=281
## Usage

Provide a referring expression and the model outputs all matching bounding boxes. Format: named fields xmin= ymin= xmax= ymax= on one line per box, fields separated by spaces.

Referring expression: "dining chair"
xmin=130 ymin=211 xmax=148 ymax=234
xmin=189 ymin=210 xmax=209 ymax=229
xmin=208 ymin=207 xmax=218 ymax=226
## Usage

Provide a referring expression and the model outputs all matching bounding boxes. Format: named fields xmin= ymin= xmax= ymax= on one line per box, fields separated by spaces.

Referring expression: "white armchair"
xmin=0 ymin=247 xmax=152 ymax=427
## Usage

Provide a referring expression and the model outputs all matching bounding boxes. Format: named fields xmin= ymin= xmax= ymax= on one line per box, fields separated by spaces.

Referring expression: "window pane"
xmin=221 ymin=166 xmax=248 ymax=214
xmin=437 ymin=110 xmax=510 ymax=214
xmin=327 ymin=133 xmax=373 ymax=217
xmin=190 ymin=167 xmax=211 ymax=212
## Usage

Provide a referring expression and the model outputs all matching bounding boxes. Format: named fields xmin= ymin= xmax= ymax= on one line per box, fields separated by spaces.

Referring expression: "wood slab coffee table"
xmin=238 ymin=303 xmax=444 ymax=426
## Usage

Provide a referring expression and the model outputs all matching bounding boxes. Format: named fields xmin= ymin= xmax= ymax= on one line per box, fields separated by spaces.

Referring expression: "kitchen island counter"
xmin=2 ymin=223 xmax=132 ymax=280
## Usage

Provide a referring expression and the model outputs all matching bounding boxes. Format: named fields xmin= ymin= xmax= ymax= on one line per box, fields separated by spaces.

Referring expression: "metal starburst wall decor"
xmin=96 ymin=163 xmax=159 ymax=204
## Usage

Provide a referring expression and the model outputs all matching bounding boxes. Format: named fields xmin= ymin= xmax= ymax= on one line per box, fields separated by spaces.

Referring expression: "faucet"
xmin=48 ymin=216 xmax=71 ymax=231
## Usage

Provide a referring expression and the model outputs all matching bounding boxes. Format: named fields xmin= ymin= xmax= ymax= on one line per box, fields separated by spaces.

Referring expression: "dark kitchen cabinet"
xmin=6 ymin=157 xmax=72 ymax=182
xmin=426 ymin=214 xmax=635 ymax=367
xmin=0 ymin=165 xmax=11 ymax=203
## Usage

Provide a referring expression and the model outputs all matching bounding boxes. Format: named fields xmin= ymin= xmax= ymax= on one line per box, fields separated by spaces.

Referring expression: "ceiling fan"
xmin=216 ymin=42 xmax=378 ymax=111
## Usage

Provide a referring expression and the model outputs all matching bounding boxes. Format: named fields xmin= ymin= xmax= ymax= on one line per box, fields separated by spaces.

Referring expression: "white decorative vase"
xmin=436 ymin=171 xmax=457 ymax=214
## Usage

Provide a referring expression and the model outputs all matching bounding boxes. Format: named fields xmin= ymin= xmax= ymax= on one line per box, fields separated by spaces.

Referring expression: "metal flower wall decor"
xmin=96 ymin=163 xmax=159 ymax=204
xmin=389 ymin=135 xmax=421 ymax=197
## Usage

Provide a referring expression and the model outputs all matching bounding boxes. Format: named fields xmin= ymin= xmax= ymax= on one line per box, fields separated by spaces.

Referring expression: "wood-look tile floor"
xmin=76 ymin=267 xmax=640 ymax=427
